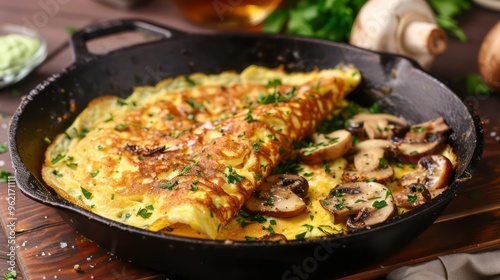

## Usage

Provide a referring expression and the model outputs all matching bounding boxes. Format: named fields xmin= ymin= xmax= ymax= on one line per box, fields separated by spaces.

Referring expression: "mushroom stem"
xmin=403 ymin=21 xmax=447 ymax=55
xmin=349 ymin=0 xmax=447 ymax=70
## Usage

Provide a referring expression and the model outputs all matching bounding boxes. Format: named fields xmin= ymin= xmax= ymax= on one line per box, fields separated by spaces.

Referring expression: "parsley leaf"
xmin=428 ymin=0 xmax=471 ymax=42
xmin=0 ymin=170 xmax=12 ymax=183
xmin=137 ymin=206 xmax=153 ymax=219
xmin=80 ymin=187 xmax=92 ymax=199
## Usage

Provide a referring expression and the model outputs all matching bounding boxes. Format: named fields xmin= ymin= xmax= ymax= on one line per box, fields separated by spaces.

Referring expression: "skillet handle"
xmin=70 ymin=18 xmax=187 ymax=61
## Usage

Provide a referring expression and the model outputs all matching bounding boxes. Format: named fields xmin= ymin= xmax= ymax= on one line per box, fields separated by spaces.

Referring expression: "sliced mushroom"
xmin=394 ymin=155 xmax=453 ymax=209
xmin=258 ymin=233 xmax=288 ymax=243
xmin=299 ymin=129 xmax=352 ymax=164
xmin=398 ymin=140 xmax=445 ymax=163
xmin=403 ymin=117 xmax=450 ymax=143
xmin=393 ymin=183 xmax=431 ymax=209
xmin=321 ymin=182 xmax=395 ymax=230
xmin=397 ymin=117 xmax=450 ymax=163
xmin=352 ymin=139 xmax=398 ymax=172
xmin=343 ymin=165 xmax=395 ymax=184
xmin=244 ymin=174 xmax=309 ymax=218
xmin=347 ymin=113 xmax=408 ymax=140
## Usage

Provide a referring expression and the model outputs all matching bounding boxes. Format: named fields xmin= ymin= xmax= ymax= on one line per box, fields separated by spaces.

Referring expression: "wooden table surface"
xmin=0 ymin=1 xmax=499 ymax=279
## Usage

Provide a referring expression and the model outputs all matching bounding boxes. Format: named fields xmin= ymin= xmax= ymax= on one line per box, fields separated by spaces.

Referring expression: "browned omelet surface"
xmin=42 ymin=65 xmax=362 ymax=239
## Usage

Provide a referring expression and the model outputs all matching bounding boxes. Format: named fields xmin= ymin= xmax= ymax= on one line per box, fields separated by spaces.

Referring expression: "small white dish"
xmin=0 ymin=24 xmax=47 ymax=89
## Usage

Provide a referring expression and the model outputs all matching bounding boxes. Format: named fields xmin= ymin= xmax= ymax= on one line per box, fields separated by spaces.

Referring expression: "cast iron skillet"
xmin=9 ymin=19 xmax=483 ymax=279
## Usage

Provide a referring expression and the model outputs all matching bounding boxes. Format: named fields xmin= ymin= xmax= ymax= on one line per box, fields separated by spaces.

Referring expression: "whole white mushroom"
xmin=478 ymin=21 xmax=500 ymax=92
xmin=350 ymin=0 xmax=447 ymax=70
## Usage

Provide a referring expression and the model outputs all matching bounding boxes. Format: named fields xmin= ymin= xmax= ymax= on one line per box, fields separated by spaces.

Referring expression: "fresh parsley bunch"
xmin=264 ymin=0 xmax=366 ymax=42
xmin=263 ymin=0 xmax=472 ymax=42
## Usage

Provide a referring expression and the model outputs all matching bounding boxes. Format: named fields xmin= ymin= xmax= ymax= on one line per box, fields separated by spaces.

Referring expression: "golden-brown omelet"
xmin=42 ymin=65 xmax=362 ymax=239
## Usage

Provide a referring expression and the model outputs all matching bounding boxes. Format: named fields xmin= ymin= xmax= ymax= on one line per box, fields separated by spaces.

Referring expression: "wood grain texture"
xmin=0 ymin=1 xmax=499 ymax=279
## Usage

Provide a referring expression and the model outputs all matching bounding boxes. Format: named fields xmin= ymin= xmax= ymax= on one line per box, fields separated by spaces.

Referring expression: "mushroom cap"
xmin=478 ymin=21 xmax=500 ymax=91
xmin=350 ymin=0 xmax=446 ymax=69
xmin=300 ymin=129 xmax=353 ymax=164
xmin=321 ymin=182 xmax=395 ymax=228
xmin=244 ymin=174 xmax=309 ymax=218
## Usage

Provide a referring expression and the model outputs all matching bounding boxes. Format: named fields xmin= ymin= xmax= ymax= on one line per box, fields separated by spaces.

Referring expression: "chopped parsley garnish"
xmin=266 ymin=79 xmax=282 ymax=88
xmin=80 ymin=187 xmax=92 ymax=199
xmin=372 ymin=200 xmax=388 ymax=209
xmin=255 ymin=172 xmax=262 ymax=181
xmin=104 ymin=113 xmax=114 ymax=122
xmin=317 ymin=225 xmax=333 ymax=235
xmin=250 ymin=213 xmax=267 ymax=223
xmin=73 ymin=127 xmax=89 ymax=138
xmin=272 ymin=157 xmax=301 ymax=175
xmin=168 ymin=130 xmax=185 ymax=138
xmin=323 ymin=161 xmax=331 ymax=173
xmin=257 ymin=86 xmax=296 ymax=105
xmin=160 ymin=181 xmax=179 ymax=190
xmin=379 ymin=157 xmax=386 ymax=168
xmin=184 ymin=75 xmax=197 ymax=86
xmin=295 ymin=232 xmax=307 ymax=240
xmin=165 ymin=115 xmax=174 ymax=121
xmin=66 ymin=163 xmax=78 ymax=168
xmin=225 ymin=166 xmax=245 ymax=184
xmin=238 ymin=210 xmax=250 ymax=218
xmin=185 ymin=99 xmax=205 ymax=109
xmin=114 ymin=124 xmax=128 ymax=131
xmin=236 ymin=216 xmax=251 ymax=228
xmin=190 ymin=181 xmax=198 ymax=192
xmin=266 ymin=198 xmax=274 ymax=206
xmin=117 ymin=99 xmax=128 ymax=106
xmin=334 ymin=202 xmax=344 ymax=210
xmin=253 ymin=142 xmax=260 ymax=152
xmin=407 ymin=194 xmax=418 ymax=203
xmin=245 ymin=236 xmax=257 ymax=241
xmin=44 ymin=137 xmax=52 ymax=144
xmin=385 ymin=189 xmax=392 ymax=199
xmin=266 ymin=225 xmax=275 ymax=234
xmin=137 ymin=205 xmax=154 ymax=219
xmin=51 ymin=154 xmax=65 ymax=164
xmin=52 ymin=170 xmax=63 ymax=177
xmin=267 ymin=134 xmax=278 ymax=141
xmin=352 ymin=135 xmax=359 ymax=145
xmin=90 ymin=170 xmax=99 ymax=178
xmin=244 ymin=105 xmax=258 ymax=123
xmin=303 ymin=224 xmax=314 ymax=232
xmin=179 ymin=166 xmax=192 ymax=175
xmin=369 ymin=102 xmax=380 ymax=113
